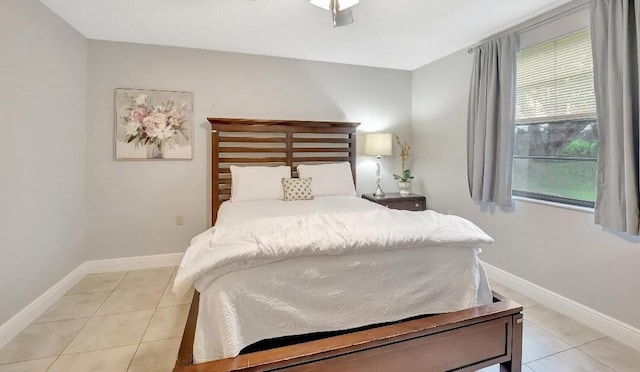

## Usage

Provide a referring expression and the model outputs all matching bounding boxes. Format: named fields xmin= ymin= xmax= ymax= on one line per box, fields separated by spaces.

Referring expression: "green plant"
xmin=393 ymin=169 xmax=414 ymax=182
xmin=560 ymin=139 xmax=598 ymax=157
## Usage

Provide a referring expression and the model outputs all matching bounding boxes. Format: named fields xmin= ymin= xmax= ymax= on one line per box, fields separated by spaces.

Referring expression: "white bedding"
xmin=216 ymin=195 xmax=380 ymax=224
xmin=175 ymin=196 xmax=494 ymax=363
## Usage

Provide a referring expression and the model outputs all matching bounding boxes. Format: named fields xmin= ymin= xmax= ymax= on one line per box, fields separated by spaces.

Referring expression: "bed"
xmin=173 ymin=118 xmax=523 ymax=372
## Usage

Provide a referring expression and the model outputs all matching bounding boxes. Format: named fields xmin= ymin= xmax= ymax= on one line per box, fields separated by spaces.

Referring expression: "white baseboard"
xmin=83 ymin=253 xmax=184 ymax=274
xmin=483 ymin=262 xmax=640 ymax=352
xmin=0 ymin=252 xmax=184 ymax=350
xmin=0 ymin=264 xmax=87 ymax=351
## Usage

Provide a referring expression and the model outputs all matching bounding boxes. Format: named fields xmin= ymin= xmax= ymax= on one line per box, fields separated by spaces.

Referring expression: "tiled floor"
xmin=1 ymin=269 xmax=639 ymax=371
xmin=0 ymin=267 xmax=193 ymax=372
xmin=479 ymin=282 xmax=640 ymax=372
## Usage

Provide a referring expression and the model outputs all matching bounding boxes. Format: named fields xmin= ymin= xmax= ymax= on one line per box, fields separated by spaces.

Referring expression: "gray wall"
xmin=411 ymin=49 xmax=640 ymax=328
xmin=87 ymin=40 xmax=412 ymax=260
xmin=0 ymin=0 xmax=88 ymax=324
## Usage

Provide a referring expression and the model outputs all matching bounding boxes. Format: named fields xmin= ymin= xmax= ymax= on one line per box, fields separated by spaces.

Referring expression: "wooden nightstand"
xmin=362 ymin=193 xmax=427 ymax=211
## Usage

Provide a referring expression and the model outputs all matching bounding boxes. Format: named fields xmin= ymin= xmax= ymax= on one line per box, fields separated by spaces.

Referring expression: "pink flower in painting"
xmin=152 ymin=112 xmax=167 ymax=126
xmin=168 ymin=106 xmax=185 ymax=121
xmin=130 ymin=109 xmax=147 ymax=123
xmin=142 ymin=116 xmax=156 ymax=129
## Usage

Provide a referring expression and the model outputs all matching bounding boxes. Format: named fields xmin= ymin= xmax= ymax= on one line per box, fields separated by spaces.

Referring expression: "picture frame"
xmin=114 ymin=88 xmax=193 ymax=160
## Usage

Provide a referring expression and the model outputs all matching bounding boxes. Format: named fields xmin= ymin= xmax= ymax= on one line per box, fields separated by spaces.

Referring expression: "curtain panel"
xmin=467 ymin=34 xmax=517 ymax=207
xmin=590 ymin=0 xmax=640 ymax=235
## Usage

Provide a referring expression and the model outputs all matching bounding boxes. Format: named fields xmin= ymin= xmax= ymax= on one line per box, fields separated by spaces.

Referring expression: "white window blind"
xmin=516 ymin=28 xmax=596 ymax=123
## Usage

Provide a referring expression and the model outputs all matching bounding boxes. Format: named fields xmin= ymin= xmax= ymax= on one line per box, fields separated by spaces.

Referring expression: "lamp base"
xmin=373 ymin=185 xmax=385 ymax=198
xmin=373 ymin=154 xmax=385 ymax=198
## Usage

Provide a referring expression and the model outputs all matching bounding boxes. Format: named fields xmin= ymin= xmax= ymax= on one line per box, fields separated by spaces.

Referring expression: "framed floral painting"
xmin=115 ymin=88 xmax=193 ymax=160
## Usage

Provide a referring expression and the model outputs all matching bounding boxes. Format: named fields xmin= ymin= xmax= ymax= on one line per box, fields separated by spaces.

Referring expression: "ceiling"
xmin=39 ymin=0 xmax=572 ymax=71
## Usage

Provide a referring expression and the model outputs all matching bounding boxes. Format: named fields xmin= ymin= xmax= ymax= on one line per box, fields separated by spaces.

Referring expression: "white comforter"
xmin=174 ymin=204 xmax=494 ymax=362
xmin=174 ymin=209 xmax=492 ymax=297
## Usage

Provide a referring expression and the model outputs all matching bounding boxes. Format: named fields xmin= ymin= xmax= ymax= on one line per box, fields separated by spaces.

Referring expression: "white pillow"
xmin=297 ymin=162 xmax=356 ymax=197
xmin=230 ymin=165 xmax=291 ymax=202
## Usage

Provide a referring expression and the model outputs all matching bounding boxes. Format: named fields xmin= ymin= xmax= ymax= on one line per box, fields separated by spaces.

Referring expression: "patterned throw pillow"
xmin=282 ymin=178 xmax=314 ymax=201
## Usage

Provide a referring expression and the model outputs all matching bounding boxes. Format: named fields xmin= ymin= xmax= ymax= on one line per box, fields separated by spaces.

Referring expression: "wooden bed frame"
xmin=174 ymin=118 xmax=523 ymax=372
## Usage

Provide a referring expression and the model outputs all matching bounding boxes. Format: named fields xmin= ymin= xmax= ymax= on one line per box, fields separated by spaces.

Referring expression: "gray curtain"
xmin=591 ymin=0 xmax=640 ymax=235
xmin=467 ymin=34 xmax=517 ymax=207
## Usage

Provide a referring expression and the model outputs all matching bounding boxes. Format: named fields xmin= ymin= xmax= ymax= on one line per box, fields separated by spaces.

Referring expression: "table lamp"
xmin=364 ymin=133 xmax=392 ymax=197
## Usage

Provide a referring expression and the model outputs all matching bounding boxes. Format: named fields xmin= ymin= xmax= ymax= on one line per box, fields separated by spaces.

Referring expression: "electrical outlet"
xmin=176 ymin=215 xmax=184 ymax=226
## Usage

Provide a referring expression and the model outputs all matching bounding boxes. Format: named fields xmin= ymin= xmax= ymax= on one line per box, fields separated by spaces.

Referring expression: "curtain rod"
xmin=467 ymin=0 xmax=588 ymax=54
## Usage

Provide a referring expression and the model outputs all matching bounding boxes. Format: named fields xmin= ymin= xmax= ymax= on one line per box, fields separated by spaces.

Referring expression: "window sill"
xmin=513 ymin=196 xmax=594 ymax=214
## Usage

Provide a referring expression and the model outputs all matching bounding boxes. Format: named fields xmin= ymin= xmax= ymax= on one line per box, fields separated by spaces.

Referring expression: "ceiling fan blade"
xmin=333 ymin=9 xmax=354 ymax=27
xmin=330 ymin=0 xmax=354 ymax=27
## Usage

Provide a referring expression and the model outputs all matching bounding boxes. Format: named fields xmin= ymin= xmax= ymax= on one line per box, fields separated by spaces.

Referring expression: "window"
xmin=513 ymin=28 xmax=598 ymax=208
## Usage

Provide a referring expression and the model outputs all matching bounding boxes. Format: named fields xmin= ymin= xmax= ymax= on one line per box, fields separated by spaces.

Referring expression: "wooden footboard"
xmin=174 ymin=292 xmax=523 ymax=372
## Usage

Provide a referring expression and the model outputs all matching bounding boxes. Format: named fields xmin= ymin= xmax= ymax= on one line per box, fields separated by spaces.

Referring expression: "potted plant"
xmin=392 ymin=134 xmax=414 ymax=195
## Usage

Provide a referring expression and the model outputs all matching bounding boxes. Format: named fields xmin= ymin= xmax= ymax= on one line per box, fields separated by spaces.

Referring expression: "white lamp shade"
xmin=364 ymin=133 xmax=393 ymax=156
xmin=310 ymin=0 xmax=359 ymax=11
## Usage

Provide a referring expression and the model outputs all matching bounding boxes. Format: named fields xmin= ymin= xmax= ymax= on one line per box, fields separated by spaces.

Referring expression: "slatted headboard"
xmin=208 ymin=118 xmax=360 ymax=225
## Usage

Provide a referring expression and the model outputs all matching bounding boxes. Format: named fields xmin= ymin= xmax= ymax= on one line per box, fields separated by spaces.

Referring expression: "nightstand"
xmin=362 ymin=193 xmax=427 ymax=211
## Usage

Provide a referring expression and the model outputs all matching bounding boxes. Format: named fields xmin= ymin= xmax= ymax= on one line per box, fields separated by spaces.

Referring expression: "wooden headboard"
xmin=208 ymin=118 xmax=360 ymax=225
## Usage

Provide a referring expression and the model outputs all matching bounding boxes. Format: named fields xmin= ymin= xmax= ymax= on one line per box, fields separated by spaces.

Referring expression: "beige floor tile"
xmin=63 ymin=310 xmax=153 ymax=354
xmin=0 ymin=357 xmax=56 ymax=372
xmin=34 ymin=291 xmax=110 ymax=324
xmin=158 ymin=286 xmax=194 ymax=308
xmin=158 ymin=273 xmax=194 ymax=308
xmin=96 ymin=286 xmax=164 ymax=315
xmin=522 ymin=321 xmax=571 ymax=363
xmin=524 ymin=305 xmax=604 ymax=347
xmin=578 ymin=337 xmax=640 ymax=372
xmin=142 ymin=305 xmax=190 ymax=342
xmin=48 ymin=345 xmax=137 ymax=372
xmin=475 ymin=364 xmax=534 ymax=372
xmin=0 ymin=319 xmax=87 ymax=364
xmin=490 ymin=282 xmax=539 ymax=308
xmin=528 ymin=349 xmax=614 ymax=372
xmin=117 ymin=267 xmax=174 ymax=290
xmin=67 ymin=272 xmax=126 ymax=295
xmin=128 ymin=338 xmax=181 ymax=372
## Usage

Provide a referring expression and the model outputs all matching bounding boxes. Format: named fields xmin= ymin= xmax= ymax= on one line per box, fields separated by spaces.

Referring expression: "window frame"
xmin=513 ymin=27 xmax=598 ymax=208
xmin=512 ymin=190 xmax=595 ymax=209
